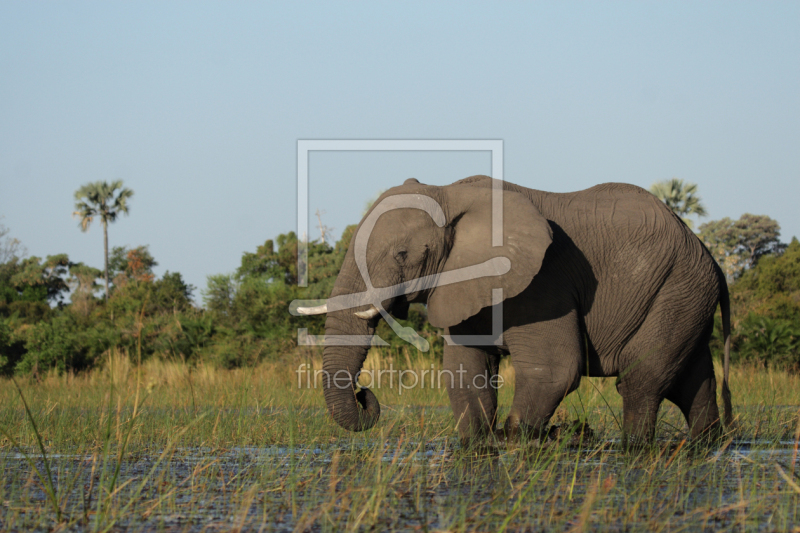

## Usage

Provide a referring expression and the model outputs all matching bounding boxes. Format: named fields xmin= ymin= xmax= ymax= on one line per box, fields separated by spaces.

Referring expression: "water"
xmin=2 ymin=433 xmax=798 ymax=531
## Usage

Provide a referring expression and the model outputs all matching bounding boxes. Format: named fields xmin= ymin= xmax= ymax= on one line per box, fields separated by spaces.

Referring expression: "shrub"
xmin=734 ymin=314 xmax=800 ymax=369
xmin=17 ymin=312 xmax=116 ymax=374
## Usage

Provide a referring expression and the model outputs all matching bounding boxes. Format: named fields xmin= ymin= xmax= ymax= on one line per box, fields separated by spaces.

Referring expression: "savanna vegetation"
xmin=1 ymin=178 xmax=799 ymax=531
xmin=0 ymin=349 xmax=798 ymax=530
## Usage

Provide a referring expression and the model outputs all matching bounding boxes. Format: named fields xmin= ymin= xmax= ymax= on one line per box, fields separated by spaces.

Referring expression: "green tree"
xmin=699 ymin=217 xmax=743 ymax=282
xmin=734 ymin=237 xmax=800 ymax=315
xmin=713 ymin=238 xmax=800 ymax=370
xmin=9 ymin=254 xmax=71 ymax=304
xmin=237 ymin=234 xmax=299 ymax=284
xmin=108 ymin=245 xmax=158 ymax=286
xmin=744 ymin=237 xmax=800 ymax=296
xmin=1 ymin=254 xmax=70 ymax=310
xmin=649 ymin=178 xmax=707 ymax=230
xmin=699 ymin=214 xmax=786 ymax=281
xmin=159 ymin=271 xmax=195 ymax=303
xmin=73 ymin=180 xmax=134 ymax=300
xmin=203 ymin=274 xmax=237 ymax=316
xmin=68 ymin=263 xmax=103 ymax=316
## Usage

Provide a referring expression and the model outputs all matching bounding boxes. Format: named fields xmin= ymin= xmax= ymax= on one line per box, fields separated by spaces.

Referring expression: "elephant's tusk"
xmin=296 ymin=304 xmax=328 ymax=315
xmin=354 ymin=305 xmax=381 ymax=320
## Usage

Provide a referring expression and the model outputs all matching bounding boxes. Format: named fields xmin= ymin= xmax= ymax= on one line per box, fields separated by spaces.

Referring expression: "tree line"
xmin=0 ymin=179 xmax=797 ymax=376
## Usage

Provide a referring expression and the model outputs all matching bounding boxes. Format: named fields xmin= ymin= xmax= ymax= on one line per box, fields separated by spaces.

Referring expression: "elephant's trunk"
xmin=320 ymin=246 xmax=382 ymax=431
xmin=322 ymin=311 xmax=380 ymax=431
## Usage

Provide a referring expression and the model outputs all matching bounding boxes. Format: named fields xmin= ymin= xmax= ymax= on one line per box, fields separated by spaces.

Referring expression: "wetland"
xmin=1 ymin=353 xmax=799 ymax=532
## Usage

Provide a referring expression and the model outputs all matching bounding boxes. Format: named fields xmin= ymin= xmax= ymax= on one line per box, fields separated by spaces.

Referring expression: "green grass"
xmin=1 ymin=349 xmax=799 ymax=531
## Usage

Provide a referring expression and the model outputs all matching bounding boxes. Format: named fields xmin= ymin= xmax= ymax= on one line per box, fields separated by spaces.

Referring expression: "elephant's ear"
xmin=427 ymin=185 xmax=552 ymax=328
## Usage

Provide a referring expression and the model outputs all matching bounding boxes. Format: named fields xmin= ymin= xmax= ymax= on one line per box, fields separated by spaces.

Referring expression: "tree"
xmin=734 ymin=237 xmax=800 ymax=309
xmin=0 ymin=254 xmax=70 ymax=322
xmin=728 ymin=214 xmax=785 ymax=267
xmin=699 ymin=214 xmax=786 ymax=281
xmin=0 ymin=218 xmax=26 ymax=264
xmin=203 ymin=274 xmax=237 ymax=316
xmin=160 ymin=271 xmax=195 ymax=302
xmin=649 ymin=178 xmax=707 ymax=230
xmin=68 ymin=263 xmax=103 ymax=316
xmin=73 ymin=181 xmax=134 ymax=300
xmin=699 ymin=218 xmax=744 ymax=282
xmin=108 ymin=245 xmax=158 ymax=285
xmin=9 ymin=254 xmax=71 ymax=303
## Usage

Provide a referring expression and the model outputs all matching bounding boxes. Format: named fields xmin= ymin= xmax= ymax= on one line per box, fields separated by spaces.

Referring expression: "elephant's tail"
xmin=719 ymin=268 xmax=733 ymax=428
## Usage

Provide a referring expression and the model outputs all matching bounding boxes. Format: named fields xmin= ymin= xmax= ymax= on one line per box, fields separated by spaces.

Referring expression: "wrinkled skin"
xmin=316 ymin=175 xmax=732 ymax=445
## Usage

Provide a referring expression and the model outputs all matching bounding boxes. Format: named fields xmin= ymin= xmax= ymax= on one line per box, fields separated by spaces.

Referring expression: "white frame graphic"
xmin=295 ymin=139 xmax=506 ymax=348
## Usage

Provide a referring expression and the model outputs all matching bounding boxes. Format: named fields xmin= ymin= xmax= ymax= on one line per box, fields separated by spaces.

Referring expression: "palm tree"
xmin=649 ymin=178 xmax=707 ymax=230
xmin=73 ymin=181 xmax=134 ymax=300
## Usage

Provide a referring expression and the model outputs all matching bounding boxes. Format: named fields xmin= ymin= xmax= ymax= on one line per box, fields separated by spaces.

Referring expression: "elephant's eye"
xmin=394 ymin=249 xmax=408 ymax=264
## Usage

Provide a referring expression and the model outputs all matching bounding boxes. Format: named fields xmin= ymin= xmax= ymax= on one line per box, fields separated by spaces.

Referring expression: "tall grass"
xmin=0 ymin=347 xmax=798 ymax=531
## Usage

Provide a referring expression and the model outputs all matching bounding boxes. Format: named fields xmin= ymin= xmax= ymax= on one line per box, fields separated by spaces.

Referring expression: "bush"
xmin=719 ymin=238 xmax=800 ymax=370
xmin=733 ymin=314 xmax=800 ymax=369
xmin=17 ymin=312 xmax=116 ymax=374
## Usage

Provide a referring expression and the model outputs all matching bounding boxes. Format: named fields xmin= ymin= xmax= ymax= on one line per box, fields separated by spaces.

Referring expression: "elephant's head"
xmin=297 ymin=177 xmax=553 ymax=431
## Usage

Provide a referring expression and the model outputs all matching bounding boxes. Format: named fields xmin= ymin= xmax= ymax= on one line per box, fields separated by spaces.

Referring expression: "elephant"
xmin=295 ymin=175 xmax=732 ymax=444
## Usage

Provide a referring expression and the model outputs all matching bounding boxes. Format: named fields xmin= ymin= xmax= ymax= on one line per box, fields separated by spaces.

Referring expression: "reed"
xmin=0 ymin=348 xmax=798 ymax=531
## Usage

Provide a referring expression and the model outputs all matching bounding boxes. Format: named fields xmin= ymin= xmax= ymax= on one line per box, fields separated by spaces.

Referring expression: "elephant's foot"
xmin=495 ymin=416 xmax=549 ymax=445
xmin=620 ymin=432 xmax=659 ymax=454
xmin=494 ymin=418 xmax=595 ymax=447
xmin=682 ymin=422 xmax=729 ymax=455
xmin=546 ymin=420 xmax=595 ymax=445
xmin=494 ymin=422 xmax=519 ymax=442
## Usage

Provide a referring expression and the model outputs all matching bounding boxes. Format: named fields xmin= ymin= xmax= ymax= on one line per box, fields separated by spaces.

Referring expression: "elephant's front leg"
xmin=503 ymin=313 xmax=584 ymax=440
xmin=443 ymin=341 xmax=500 ymax=443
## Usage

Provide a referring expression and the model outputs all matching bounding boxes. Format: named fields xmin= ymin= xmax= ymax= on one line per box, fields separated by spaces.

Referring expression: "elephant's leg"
xmin=614 ymin=291 xmax=700 ymax=445
xmin=503 ymin=311 xmax=584 ymax=439
xmin=615 ymin=337 xmax=670 ymax=445
xmin=443 ymin=341 xmax=500 ymax=442
xmin=665 ymin=346 xmax=721 ymax=440
xmin=505 ymin=363 xmax=580 ymax=439
xmin=616 ymin=378 xmax=663 ymax=445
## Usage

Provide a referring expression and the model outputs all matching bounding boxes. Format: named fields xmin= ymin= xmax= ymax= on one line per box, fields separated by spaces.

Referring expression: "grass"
xmin=0 ymin=348 xmax=799 ymax=531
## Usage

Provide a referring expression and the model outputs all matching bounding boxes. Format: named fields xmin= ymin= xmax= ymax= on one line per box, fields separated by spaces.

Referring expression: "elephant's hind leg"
xmin=443 ymin=342 xmax=500 ymax=443
xmin=616 ymin=378 xmax=663 ymax=446
xmin=615 ymin=287 xmax=708 ymax=446
xmin=665 ymin=345 xmax=721 ymax=440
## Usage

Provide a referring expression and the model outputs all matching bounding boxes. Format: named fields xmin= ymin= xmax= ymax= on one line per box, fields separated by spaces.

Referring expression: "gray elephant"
xmin=296 ymin=175 xmax=732 ymax=444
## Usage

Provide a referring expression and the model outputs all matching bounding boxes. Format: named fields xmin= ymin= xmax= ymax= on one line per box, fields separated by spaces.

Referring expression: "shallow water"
xmin=2 ymin=401 xmax=799 ymax=531
xmin=2 ymin=436 xmax=799 ymax=532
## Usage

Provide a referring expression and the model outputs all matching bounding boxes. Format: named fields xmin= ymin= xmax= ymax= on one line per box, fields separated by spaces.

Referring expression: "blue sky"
xmin=1 ymin=2 xmax=798 ymax=300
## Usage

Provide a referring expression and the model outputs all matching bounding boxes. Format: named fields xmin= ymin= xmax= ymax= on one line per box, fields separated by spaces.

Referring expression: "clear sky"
xmin=1 ymin=2 xmax=798 ymax=301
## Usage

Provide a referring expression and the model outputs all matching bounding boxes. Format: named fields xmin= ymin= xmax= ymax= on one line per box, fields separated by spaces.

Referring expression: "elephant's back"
xmin=453 ymin=177 xmax=679 ymax=239
xmin=451 ymin=176 xmax=715 ymax=291
xmin=555 ymin=182 xmax=679 ymax=239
